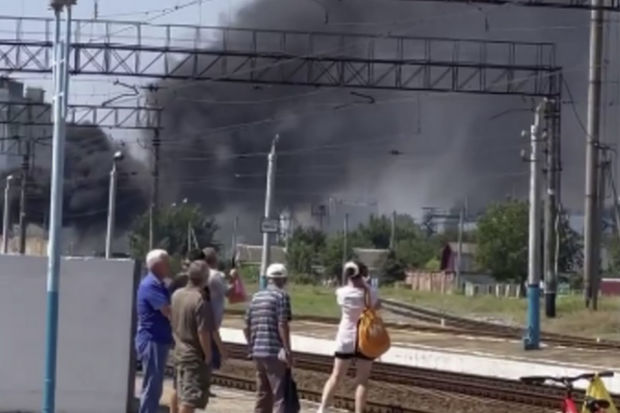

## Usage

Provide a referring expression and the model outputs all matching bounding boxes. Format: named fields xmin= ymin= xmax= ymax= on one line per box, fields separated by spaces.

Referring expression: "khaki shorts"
xmin=175 ymin=363 xmax=211 ymax=409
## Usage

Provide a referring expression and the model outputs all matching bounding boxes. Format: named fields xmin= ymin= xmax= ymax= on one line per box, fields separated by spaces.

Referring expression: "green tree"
xmin=476 ymin=200 xmax=529 ymax=282
xmin=129 ymin=204 xmax=218 ymax=270
xmin=394 ymin=237 xmax=441 ymax=269
xmin=321 ymin=233 xmax=352 ymax=278
xmin=351 ymin=214 xmax=392 ymax=249
xmin=476 ymin=201 xmax=582 ymax=282
xmin=286 ymin=227 xmax=326 ymax=274
xmin=347 ymin=213 xmax=440 ymax=277
xmin=381 ymin=250 xmax=406 ymax=283
xmin=557 ymin=212 xmax=583 ymax=273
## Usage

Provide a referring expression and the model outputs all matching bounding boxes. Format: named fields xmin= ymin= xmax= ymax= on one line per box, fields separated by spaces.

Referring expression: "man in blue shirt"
xmin=136 ymin=249 xmax=173 ymax=413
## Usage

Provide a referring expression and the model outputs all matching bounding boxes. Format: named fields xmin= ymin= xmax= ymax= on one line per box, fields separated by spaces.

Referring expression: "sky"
xmin=1 ymin=0 xmax=253 ymax=158
xmin=2 ymin=0 xmax=620 ymax=220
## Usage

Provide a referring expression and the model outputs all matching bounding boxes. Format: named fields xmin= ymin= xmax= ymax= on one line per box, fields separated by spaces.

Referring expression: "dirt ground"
xmin=218 ymin=359 xmax=554 ymax=413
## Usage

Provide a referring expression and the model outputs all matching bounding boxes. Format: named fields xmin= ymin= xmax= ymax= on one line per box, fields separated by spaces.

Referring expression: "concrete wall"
xmin=0 ymin=255 xmax=138 ymax=413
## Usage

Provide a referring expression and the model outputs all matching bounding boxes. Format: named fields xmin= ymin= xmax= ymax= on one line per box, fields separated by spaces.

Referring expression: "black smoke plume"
xmin=149 ymin=0 xmax=591 ymax=241
xmin=1 ymin=124 xmax=147 ymax=253
xmin=5 ymin=1 xmax=596 ymax=251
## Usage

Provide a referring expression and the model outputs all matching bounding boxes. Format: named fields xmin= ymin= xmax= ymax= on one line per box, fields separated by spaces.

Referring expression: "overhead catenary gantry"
xmin=0 ymin=100 xmax=162 ymax=130
xmin=0 ymin=16 xmax=561 ymax=98
xmin=389 ymin=0 xmax=620 ymax=11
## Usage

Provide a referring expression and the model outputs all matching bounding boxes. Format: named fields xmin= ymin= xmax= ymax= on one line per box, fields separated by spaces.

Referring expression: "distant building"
xmin=235 ymin=244 xmax=287 ymax=266
xmin=601 ymin=278 xmax=620 ymax=296
xmin=440 ymin=242 xmax=478 ymax=273
xmin=325 ymin=197 xmax=379 ymax=234
xmin=0 ymin=78 xmax=52 ymax=173
xmin=353 ymin=247 xmax=390 ymax=277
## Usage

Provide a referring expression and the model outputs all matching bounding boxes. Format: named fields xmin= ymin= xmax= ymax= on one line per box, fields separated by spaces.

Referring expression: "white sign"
xmin=260 ymin=218 xmax=280 ymax=234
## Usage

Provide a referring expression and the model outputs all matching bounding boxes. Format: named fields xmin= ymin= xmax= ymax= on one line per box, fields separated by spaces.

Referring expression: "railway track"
xmin=380 ymin=298 xmax=620 ymax=351
xmin=222 ymin=342 xmax=620 ymax=409
xmin=226 ymin=300 xmax=620 ymax=351
xmin=212 ymin=372 xmax=431 ymax=413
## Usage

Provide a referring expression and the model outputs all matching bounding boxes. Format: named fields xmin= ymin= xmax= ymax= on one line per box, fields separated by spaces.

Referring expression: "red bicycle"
xmin=521 ymin=371 xmax=615 ymax=413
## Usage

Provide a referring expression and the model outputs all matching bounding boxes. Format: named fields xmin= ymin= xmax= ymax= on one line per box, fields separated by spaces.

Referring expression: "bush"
xmin=239 ymin=263 xmax=260 ymax=284
xmin=290 ymin=273 xmax=317 ymax=285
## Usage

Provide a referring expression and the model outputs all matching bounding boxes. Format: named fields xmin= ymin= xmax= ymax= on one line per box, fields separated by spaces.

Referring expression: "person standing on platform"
xmin=135 ymin=249 xmax=174 ymax=413
xmin=168 ymin=249 xmax=207 ymax=413
xmin=317 ymin=261 xmax=380 ymax=413
xmin=244 ymin=263 xmax=293 ymax=413
xmin=203 ymin=247 xmax=236 ymax=330
xmin=171 ymin=260 xmax=215 ymax=413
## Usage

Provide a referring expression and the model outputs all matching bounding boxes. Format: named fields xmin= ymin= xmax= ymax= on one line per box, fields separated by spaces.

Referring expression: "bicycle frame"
xmin=521 ymin=371 xmax=614 ymax=413
xmin=562 ymin=395 xmax=579 ymax=413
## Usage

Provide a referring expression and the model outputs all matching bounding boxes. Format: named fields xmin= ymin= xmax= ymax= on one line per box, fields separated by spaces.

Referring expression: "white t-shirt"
xmin=334 ymin=285 xmax=379 ymax=354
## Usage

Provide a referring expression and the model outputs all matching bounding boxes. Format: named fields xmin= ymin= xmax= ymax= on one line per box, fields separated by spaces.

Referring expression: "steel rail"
xmin=212 ymin=372 xmax=430 ymax=413
xmin=379 ymin=299 xmax=620 ymax=350
xmin=225 ymin=303 xmax=620 ymax=351
xmin=221 ymin=343 xmax=620 ymax=409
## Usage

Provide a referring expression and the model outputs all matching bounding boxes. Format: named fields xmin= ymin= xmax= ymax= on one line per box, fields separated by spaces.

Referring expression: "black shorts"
xmin=334 ymin=352 xmax=373 ymax=361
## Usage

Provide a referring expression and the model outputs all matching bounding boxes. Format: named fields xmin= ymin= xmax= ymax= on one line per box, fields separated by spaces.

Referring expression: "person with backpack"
xmin=317 ymin=260 xmax=381 ymax=413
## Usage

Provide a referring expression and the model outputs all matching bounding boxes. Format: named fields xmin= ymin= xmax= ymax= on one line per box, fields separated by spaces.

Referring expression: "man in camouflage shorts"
xmin=170 ymin=260 xmax=215 ymax=413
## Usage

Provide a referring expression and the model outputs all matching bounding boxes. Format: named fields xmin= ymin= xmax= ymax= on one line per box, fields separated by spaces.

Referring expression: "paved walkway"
xmin=222 ymin=314 xmax=620 ymax=369
xmin=135 ymin=377 xmax=327 ymax=413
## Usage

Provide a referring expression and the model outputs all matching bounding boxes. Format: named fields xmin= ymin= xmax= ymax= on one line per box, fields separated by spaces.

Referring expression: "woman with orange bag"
xmin=317 ymin=261 xmax=381 ymax=413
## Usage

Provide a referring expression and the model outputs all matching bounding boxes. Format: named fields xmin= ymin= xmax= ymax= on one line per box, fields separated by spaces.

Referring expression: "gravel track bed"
xmin=218 ymin=359 xmax=553 ymax=413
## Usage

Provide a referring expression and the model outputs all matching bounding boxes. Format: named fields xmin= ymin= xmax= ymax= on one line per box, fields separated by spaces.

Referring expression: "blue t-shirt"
xmin=135 ymin=272 xmax=173 ymax=353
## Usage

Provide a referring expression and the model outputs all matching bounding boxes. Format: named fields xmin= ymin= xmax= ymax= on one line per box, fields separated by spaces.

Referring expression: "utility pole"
xmin=342 ymin=212 xmax=349 ymax=286
xmin=389 ymin=210 xmax=396 ymax=250
xmin=544 ymin=107 xmax=558 ymax=318
xmin=18 ymin=140 xmax=31 ymax=254
xmin=259 ymin=134 xmax=279 ymax=290
xmin=583 ymin=0 xmax=605 ymax=309
xmin=105 ymin=151 xmax=123 ymax=259
xmin=456 ymin=206 xmax=464 ymax=289
xmin=149 ymin=128 xmax=160 ymax=250
xmin=524 ymin=100 xmax=547 ymax=351
xmin=607 ymin=160 xmax=620 ymax=238
xmin=43 ymin=2 xmax=74 ymax=413
xmin=231 ymin=215 xmax=239 ymax=259
xmin=593 ymin=151 xmax=610 ymax=310
xmin=2 ymin=175 xmax=14 ymax=254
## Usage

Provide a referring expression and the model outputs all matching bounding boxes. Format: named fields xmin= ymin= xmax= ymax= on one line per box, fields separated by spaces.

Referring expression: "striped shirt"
xmin=245 ymin=285 xmax=292 ymax=359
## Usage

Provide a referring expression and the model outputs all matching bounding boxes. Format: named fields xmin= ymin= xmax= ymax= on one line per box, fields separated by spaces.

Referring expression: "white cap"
xmin=266 ymin=263 xmax=288 ymax=279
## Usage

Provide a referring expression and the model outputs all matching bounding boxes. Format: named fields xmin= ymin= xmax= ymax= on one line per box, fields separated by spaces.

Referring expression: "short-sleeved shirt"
xmin=171 ymin=286 xmax=215 ymax=365
xmin=334 ymin=285 xmax=379 ymax=354
xmin=207 ymin=269 xmax=228 ymax=328
xmin=136 ymin=272 xmax=173 ymax=353
xmin=244 ymin=285 xmax=292 ymax=359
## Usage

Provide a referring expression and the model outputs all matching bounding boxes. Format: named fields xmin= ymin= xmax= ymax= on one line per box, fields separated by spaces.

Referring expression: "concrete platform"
xmin=221 ymin=315 xmax=620 ymax=392
xmin=135 ymin=377 xmax=327 ymax=412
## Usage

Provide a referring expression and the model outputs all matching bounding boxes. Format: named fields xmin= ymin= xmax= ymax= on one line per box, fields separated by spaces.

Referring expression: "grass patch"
xmin=228 ymin=279 xmax=620 ymax=339
xmin=382 ymin=286 xmax=620 ymax=340
xmin=228 ymin=277 xmax=340 ymax=318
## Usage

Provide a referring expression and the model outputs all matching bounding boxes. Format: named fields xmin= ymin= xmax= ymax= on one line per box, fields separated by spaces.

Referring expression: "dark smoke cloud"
xmin=149 ymin=0 xmax=591 ymax=239
xmin=1 ymin=124 xmax=148 ymax=253
xmin=0 ymin=0 xmax=598 ymax=253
